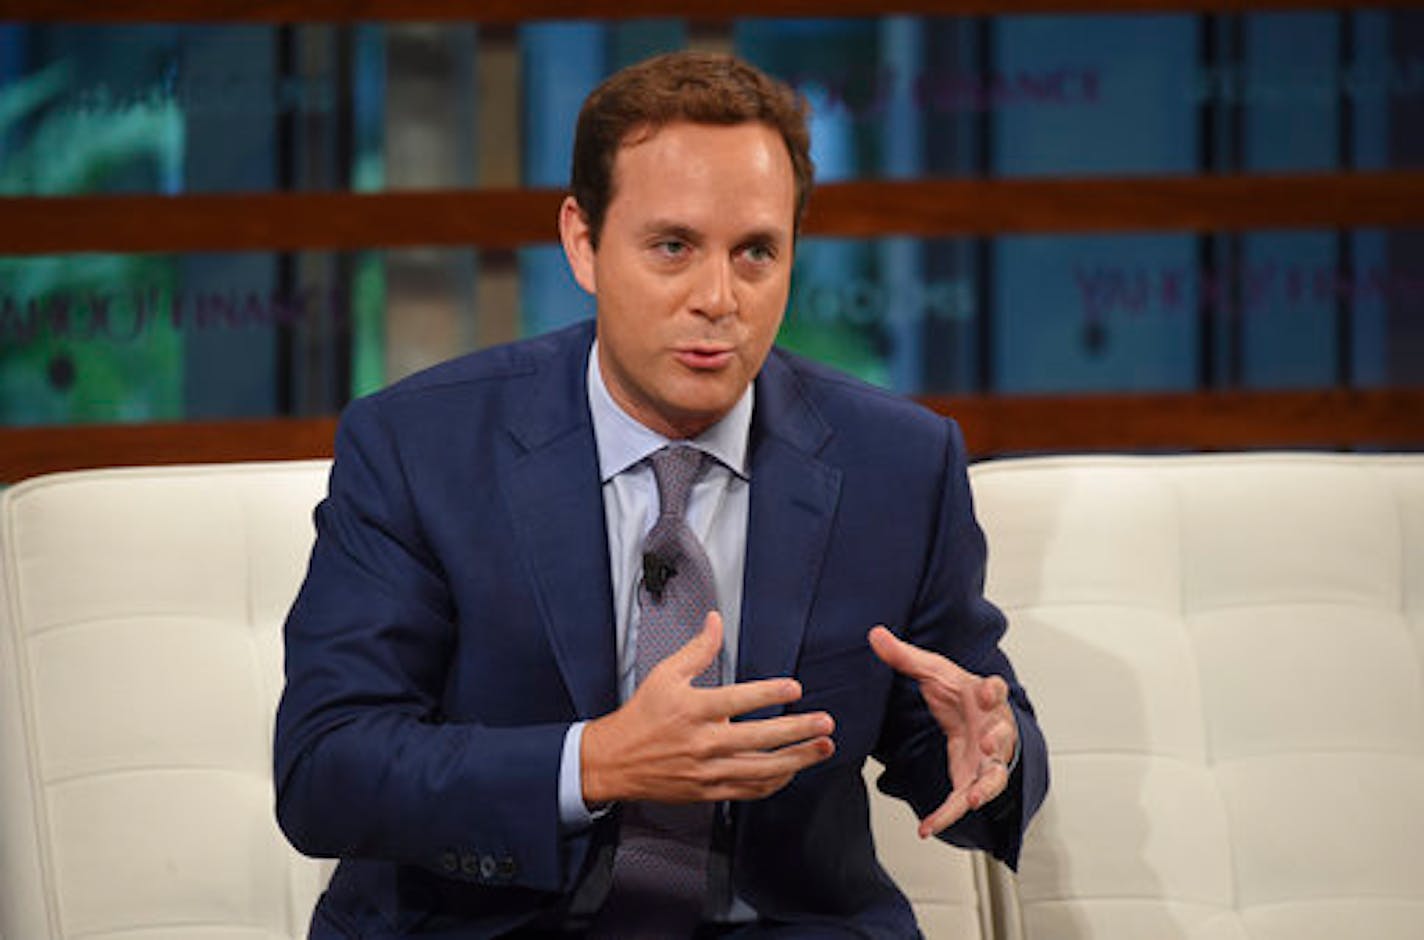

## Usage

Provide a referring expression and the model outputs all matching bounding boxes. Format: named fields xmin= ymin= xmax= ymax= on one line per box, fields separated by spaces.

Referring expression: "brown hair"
xmin=570 ymin=51 xmax=814 ymax=247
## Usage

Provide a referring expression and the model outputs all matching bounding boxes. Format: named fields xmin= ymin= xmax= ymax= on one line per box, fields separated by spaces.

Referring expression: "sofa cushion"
xmin=0 ymin=462 xmax=334 ymax=940
xmin=971 ymin=454 xmax=1424 ymax=940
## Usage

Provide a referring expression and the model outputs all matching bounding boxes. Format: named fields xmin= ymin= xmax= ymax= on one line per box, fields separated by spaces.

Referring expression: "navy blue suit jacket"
xmin=275 ymin=320 xmax=1047 ymax=938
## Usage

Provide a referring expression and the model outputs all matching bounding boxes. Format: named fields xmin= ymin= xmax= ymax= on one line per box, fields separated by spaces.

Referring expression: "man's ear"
xmin=558 ymin=196 xmax=597 ymax=296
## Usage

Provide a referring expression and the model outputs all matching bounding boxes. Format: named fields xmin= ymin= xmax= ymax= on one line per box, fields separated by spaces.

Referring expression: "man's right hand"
xmin=580 ymin=611 xmax=835 ymax=806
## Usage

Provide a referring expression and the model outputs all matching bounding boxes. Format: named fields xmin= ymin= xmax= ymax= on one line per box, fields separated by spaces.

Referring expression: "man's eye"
xmin=742 ymin=244 xmax=775 ymax=264
xmin=655 ymin=240 xmax=688 ymax=257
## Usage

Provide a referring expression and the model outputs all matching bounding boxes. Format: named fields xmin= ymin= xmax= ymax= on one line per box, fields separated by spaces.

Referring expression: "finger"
xmin=976 ymin=674 xmax=1009 ymax=711
xmin=703 ymin=773 xmax=795 ymax=802
xmin=921 ymin=752 xmax=1013 ymax=838
xmin=918 ymin=788 xmax=972 ymax=839
xmin=705 ymin=736 xmax=836 ymax=794
xmin=699 ymin=676 xmax=805 ymax=719
xmin=980 ymin=715 xmax=1017 ymax=762
xmin=965 ymin=759 xmax=1010 ymax=812
xmin=716 ymin=711 xmax=834 ymax=753
xmin=666 ymin=610 xmax=724 ymax=681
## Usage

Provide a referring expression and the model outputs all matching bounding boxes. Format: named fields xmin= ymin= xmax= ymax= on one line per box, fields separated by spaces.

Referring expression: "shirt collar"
xmin=587 ymin=338 xmax=753 ymax=483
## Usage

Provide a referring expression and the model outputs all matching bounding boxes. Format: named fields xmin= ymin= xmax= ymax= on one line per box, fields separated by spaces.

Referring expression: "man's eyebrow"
xmin=739 ymin=227 xmax=786 ymax=247
xmin=637 ymin=221 xmax=702 ymax=243
xmin=635 ymin=222 xmax=789 ymax=247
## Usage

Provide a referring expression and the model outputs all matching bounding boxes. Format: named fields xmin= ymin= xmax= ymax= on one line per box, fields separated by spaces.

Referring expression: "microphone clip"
xmin=642 ymin=552 xmax=678 ymax=602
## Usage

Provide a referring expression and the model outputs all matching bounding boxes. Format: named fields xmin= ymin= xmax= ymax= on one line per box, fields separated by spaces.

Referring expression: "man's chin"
xmin=655 ymin=391 xmax=743 ymax=438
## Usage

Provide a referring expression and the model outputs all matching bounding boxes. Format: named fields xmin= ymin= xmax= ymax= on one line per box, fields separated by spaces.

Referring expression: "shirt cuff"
xmin=559 ymin=721 xmax=596 ymax=830
xmin=1006 ymin=711 xmax=1022 ymax=775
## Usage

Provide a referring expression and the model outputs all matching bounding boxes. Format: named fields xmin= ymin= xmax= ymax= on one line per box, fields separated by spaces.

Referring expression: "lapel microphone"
xmin=642 ymin=552 xmax=677 ymax=602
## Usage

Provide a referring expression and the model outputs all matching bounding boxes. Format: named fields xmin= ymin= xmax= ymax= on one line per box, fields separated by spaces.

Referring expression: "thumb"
xmin=669 ymin=610 xmax=723 ymax=680
xmin=869 ymin=624 xmax=931 ymax=679
xmin=870 ymin=625 xmax=972 ymax=687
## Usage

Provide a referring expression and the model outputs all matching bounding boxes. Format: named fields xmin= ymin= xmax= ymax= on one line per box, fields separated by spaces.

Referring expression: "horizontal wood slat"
xmin=3 ymin=388 xmax=1420 ymax=482
xmin=0 ymin=417 xmax=339 ymax=484
xmin=809 ymin=173 xmax=1424 ymax=239
xmin=5 ymin=173 xmax=1424 ymax=255
xmin=0 ymin=189 xmax=562 ymax=255
xmin=6 ymin=0 xmax=1415 ymax=23
xmin=927 ymin=387 xmax=1424 ymax=455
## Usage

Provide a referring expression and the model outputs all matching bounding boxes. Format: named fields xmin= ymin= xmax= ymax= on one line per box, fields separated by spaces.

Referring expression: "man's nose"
xmin=690 ymin=257 xmax=738 ymax=320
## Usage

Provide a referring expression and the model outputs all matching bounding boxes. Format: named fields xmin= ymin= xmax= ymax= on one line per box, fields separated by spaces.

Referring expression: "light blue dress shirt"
xmin=557 ymin=341 xmax=752 ymax=826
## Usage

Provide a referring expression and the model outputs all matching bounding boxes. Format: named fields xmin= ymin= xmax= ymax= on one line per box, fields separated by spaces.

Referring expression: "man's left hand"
xmin=868 ymin=625 xmax=1017 ymax=839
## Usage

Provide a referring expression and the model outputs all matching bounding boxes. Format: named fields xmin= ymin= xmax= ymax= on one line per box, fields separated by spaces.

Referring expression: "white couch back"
xmin=0 ymin=460 xmax=991 ymax=940
xmin=11 ymin=453 xmax=1416 ymax=940
xmin=0 ymin=463 xmax=335 ymax=940
xmin=970 ymin=455 xmax=1424 ymax=940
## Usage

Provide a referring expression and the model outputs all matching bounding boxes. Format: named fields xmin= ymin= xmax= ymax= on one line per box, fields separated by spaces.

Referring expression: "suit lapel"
xmin=500 ymin=327 xmax=620 ymax=719
xmin=737 ymin=353 xmax=842 ymax=719
xmin=497 ymin=334 xmax=841 ymax=721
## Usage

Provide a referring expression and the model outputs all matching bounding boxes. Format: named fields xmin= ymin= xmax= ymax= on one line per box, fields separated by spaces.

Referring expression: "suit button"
xmin=497 ymin=856 xmax=517 ymax=880
xmin=439 ymin=852 xmax=458 ymax=874
xmin=479 ymin=854 xmax=497 ymax=879
xmin=461 ymin=853 xmax=479 ymax=876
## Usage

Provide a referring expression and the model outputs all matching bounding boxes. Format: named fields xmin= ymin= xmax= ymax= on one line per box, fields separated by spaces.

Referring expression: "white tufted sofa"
xmin=0 ymin=460 xmax=992 ymax=940
xmin=0 ymin=462 xmax=336 ymax=940
xmin=971 ymin=454 xmax=1424 ymax=940
xmin=2 ymin=454 xmax=1420 ymax=939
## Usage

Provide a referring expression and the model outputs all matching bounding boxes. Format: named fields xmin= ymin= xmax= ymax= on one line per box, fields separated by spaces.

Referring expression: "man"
xmin=276 ymin=51 xmax=1047 ymax=938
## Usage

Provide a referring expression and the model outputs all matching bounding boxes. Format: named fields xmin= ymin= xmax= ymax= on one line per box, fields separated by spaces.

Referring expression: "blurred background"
xmin=1 ymin=2 xmax=1421 ymax=473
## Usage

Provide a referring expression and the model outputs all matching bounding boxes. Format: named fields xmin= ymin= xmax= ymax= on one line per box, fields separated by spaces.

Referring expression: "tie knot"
xmin=650 ymin=446 xmax=706 ymax=520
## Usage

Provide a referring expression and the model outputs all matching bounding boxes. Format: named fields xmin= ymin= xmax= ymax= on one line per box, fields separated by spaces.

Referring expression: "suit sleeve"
xmin=273 ymin=395 xmax=591 ymax=893
xmin=871 ymin=419 xmax=1049 ymax=870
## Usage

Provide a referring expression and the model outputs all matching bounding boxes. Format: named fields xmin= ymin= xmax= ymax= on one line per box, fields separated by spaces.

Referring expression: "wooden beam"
xmin=4 ymin=173 xmax=1424 ymax=255
xmin=806 ymin=173 xmax=1424 ymax=239
xmin=3 ymin=388 xmax=1420 ymax=483
xmin=5 ymin=0 xmax=1416 ymax=24
xmin=927 ymin=387 xmax=1424 ymax=455
xmin=0 ymin=417 xmax=338 ymax=484
xmin=0 ymin=189 xmax=563 ymax=255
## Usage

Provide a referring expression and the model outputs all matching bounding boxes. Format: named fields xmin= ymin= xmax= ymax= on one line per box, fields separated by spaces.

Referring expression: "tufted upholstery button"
xmin=439 ymin=852 xmax=459 ymax=874
xmin=461 ymin=853 xmax=479 ymax=877
xmin=497 ymin=856 xmax=517 ymax=880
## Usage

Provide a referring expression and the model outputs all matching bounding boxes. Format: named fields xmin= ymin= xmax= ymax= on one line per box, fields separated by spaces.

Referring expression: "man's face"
xmin=560 ymin=121 xmax=796 ymax=439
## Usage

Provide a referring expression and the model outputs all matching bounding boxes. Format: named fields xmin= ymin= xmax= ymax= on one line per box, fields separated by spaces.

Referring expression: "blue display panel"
xmin=1 ymin=13 xmax=1420 ymax=428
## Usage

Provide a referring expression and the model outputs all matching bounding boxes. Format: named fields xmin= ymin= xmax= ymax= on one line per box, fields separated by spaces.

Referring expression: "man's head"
xmin=559 ymin=52 xmax=814 ymax=440
xmin=569 ymin=51 xmax=814 ymax=249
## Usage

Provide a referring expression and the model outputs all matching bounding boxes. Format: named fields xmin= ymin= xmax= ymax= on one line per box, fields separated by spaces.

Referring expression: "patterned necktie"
xmin=593 ymin=445 xmax=721 ymax=937
xmin=636 ymin=445 xmax=721 ymax=686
